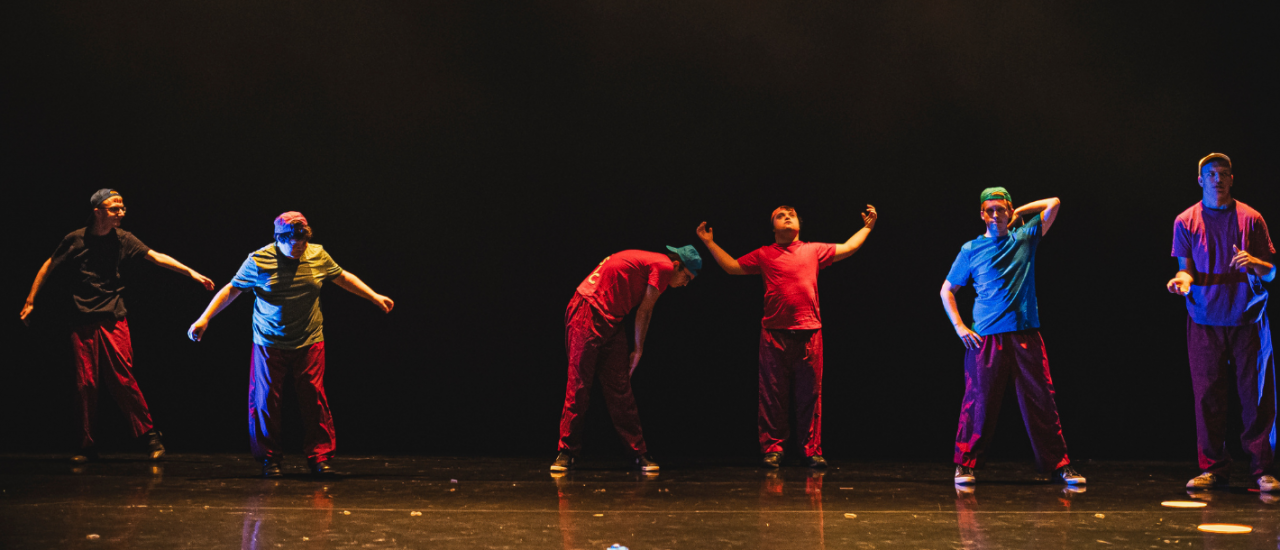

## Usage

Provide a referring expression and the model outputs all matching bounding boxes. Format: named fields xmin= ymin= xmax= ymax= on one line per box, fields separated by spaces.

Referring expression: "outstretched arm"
xmin=331 ymin=271 xmax=395 ymax=313
xmin=940 ymin=280 xmax=981 ymax=350
xmin=19 ymin=258 xmax=53 ymax=326
xmin=833 ymin=205 xmax=878 ymax=262
xmin=629 ymin=285 xmax=662 ymax=375
xmin=1012 ymin=198 xmax=1061 ymax=235
xmin=696 ymin=221 xmax=746 ymax=275
xmin=146 ymin=250 xmax=215 ymax=290
xmin=188 ymin=284 xmax=243 ymax=341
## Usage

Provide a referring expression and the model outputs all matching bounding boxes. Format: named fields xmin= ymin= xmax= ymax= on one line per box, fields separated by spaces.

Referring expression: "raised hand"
xmin=1230 ymin=245 xmax=1255 ymax=271
xmin=861 ymin=205 xmax=878 ymax=230
xmin=696 ymin=221 xmax=714 ymax=243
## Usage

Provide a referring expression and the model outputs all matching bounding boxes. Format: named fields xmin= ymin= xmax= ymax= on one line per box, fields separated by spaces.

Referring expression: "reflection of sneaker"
xmin=634 ymin=455 xmax=660 ymax=472
xmin=70 ymin=447 xmax=100 ymax=464
xmin=1062 ymin=485 xmax=1087 ymax=495
xmin=550 ymin=452 xmax=575 ymax=471
xmin=1186 ymin=472 xmax=1228 ymax=489
xmin=1054 ymin=465 xmax=1086 ymax=485
xmin=142 ymin=429 xmax=165 ymax=460
xmin=1260 ymin=492 xmax=1279 ymax=504
xmin=1258 ymin=475 xmax=1279 ymax=493
xmin=955 ymin=484 xmax=975 ymax=497
xmin=954 ymin=465 xmax=976 ymax=485
xmin=761 ymin=452 xmax=783 ymax=469
xmin=805 ymin=455 xmax=828 ymax=469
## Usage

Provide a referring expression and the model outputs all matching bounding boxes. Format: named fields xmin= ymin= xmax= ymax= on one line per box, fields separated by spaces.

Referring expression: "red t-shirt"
xmin=576 ymin=250 xmax=673 ymax=323
xmin=738 ymin=241 xmax=837 ymax=330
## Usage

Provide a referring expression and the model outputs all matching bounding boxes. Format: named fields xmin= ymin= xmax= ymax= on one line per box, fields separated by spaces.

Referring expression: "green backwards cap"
xmin=980 ymin=187 xmax=1012 ymax=204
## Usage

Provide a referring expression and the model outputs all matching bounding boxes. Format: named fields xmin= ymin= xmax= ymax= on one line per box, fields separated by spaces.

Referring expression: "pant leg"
xmin=1188 ymin=318 xmax=1234 ymax=473
xmin=293 ymin=342 xmax=336 ymax=462
xmin=558 ymin=295 xmax=614 ymax=455
xmin=70 ymin=323 xmax=102 ymax=449
xmin=955 ymin=332 xmax=1013 ymax=468
xmin=1228 ymin=316 xmax=1277 ymax=477
xmin=759 ymin=328 xmax=794 ymax=454
xmin=793 ymin=330 xmax=823 ymax=457
xmin=249 ymin=344 xmax=288 ymax=461
xmin=598 ymin=325 xmax=647 ymax=457
xmin=97 ymin=318 xmax=154 ymax=437
xmin=1010 ymin=330 xmax=1070 ymax=472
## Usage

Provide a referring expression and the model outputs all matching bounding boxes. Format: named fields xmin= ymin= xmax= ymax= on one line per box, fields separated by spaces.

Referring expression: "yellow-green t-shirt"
xmin=231 ymin=243 xmax=343 ymax=349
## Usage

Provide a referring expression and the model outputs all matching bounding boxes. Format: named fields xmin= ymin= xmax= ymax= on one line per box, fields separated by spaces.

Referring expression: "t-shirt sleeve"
xmin=737 ymin=248 xmax=763 ymax=275
xmin=121 ymin=232 xmax=152 ymax=260
xmin=945 ymin=246 xmax=972 ymax=287
xmin=1018 ymin=213 xmax=1043 ymax=240
xmin=230 ymin=255 xmax=262 ymax=289
xmin=815 ymin=243 xmax=837 ymax=270
xmin=317 ymin=250 xmax=343 ymax=281
xmin=1172 ymin=218 xmax=1193 ymax=258
xmin=1249 ymin=216 xmax=1275 ymax=261
xmin=47 ymin=234 xmax=77 ymax=272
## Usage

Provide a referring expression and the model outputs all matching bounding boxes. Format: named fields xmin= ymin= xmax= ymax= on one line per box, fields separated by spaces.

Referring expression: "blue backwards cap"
xmin=90 ymin=188 xmax=120 ymax=208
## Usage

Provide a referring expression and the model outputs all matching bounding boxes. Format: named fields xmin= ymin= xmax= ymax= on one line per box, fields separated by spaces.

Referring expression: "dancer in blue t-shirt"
xmin=939 ymin=187 xmax=1084 ymax=486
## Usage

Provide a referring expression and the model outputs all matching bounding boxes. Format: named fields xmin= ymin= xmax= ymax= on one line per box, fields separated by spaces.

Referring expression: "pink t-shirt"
xmin=1172 ymin=200 xmax=1275 ymax=326
xmin=576 ymin=250 xmax=673 ymax=323
xmin=738 ymin=241 xmax=838 ymax=330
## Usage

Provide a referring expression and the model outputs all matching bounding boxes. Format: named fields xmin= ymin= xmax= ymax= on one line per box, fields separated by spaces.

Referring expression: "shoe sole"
xmin=149 ymin=449 xmax=165 ymax=460
xmin=954 ymin=477 xmax=975 ymax=485
xmin=550 ymin=465 xmax=570 ymax=471
xmin=640 ymin=466 xmax=659 ymax=472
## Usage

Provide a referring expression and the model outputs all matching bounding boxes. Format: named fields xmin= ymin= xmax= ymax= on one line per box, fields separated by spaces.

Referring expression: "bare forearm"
xmin=834 ymin=227 xmax=873 ymax=261
xmin=198 ymin=285 xmax=242 ymax=322
xmin=25 ymin=258 xmax=52 ymax=306
xmin=334 ymin=272 xmax=381 ymax=302
xmin=149 ymin=251 xmax=194 ymax=275
xmin=634 ymin=308 xmax=653 ymax=352
xmin=702 ymin=240 xmax=745 ymax=275
xmin=940 ymin=288 xmax=967 ymax=329
xmin=1014 ymin=198 xmax=1057 ymax=216
xmin=1253 ymin=260 xmax=1276 ymax=282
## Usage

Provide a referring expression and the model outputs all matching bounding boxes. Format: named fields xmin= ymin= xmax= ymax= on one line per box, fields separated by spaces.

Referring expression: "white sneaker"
xmin=1258 ymin=475 xmax=1279 ymax=493
xmin=954 ymin=465 xmax=976 ymax=485
xmin=1186 ymin=472 xmax=1228 ymax=489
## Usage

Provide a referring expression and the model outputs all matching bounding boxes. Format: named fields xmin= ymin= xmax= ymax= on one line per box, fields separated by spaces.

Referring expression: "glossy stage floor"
xmin=0 ymin=454 xmax=1276 ymax=549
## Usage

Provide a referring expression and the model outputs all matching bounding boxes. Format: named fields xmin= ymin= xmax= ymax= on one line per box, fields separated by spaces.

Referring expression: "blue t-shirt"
xmin=946 ymin=215 xmax=1042 ymax=336
xmin=230 ymin=243 xmax=343 ymax=349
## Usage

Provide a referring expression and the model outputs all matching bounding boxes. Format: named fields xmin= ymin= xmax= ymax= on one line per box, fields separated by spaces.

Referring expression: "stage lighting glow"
xmin=1160 ymin=501 xmax=1207 ymax=508
xmin=1197 ymin=524 xmax=1253 ymax=534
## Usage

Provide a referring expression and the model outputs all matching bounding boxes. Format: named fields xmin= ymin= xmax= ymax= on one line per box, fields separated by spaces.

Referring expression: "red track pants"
xmin=557 ymin=294 xmax=647 ymax=457
xmin=249 ymin=342 xmax=335 ymax=462
xmin=954 ymin=329 xmax=1070 ymax=472
xmin=1187 ymin=316 xmax=1276 ymax=477
xmin=71 ymin=317 xmax=154 ymax=449
xmin=758 ymin=328 xmax=823 ymax=457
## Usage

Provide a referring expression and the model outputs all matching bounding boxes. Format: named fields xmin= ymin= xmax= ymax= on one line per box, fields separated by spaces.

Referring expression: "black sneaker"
xmin=805 ymin=455 xmax=828 ymax=469
xmin=761 ymin=452 xmax=783 ymax=469
xmin=70 ymin=447 xmax=100 ymax=464
xmin=550 ymin=452 xmax=575 ymax=472
xmin=142 ymin=429 xmax=165 ymax=460
xmin=1054 ymin=465 xmax=1086 ymax=485
xmin=262 ymin=459 xmax=283 ymax=478
xmin=635 ymin=454 xmax=660 ymax=472
xmin=954 ymin=465 xmax=976 ymax=485
xmin=308 ymin=458 xmax=335 ymax=477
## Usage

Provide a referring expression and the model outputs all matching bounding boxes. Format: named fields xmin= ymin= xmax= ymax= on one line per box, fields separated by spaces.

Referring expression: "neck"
xmin=983 ymin=225 xmax=1009 ymax=239
xmin=774 ymin=231 xmax=799 ymax=245
xmin=1202 ymin=195 xmax=1234 ymax=210
xmin=89 ymin=220 xmax=113 ymax=236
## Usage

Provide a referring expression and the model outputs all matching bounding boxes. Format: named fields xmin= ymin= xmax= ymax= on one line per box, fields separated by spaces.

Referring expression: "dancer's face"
xmin=771 ymin=208 xmax=800 ymax=234
xmin=668 ymin=263 xmax=695 ymax=288
xmin=275 ymin=232 xmax=309 ymax=259
xmin=1198 ymin=161 xmax=1233 ymax=202
xmin=980 ymin=199 xmax=1012 ymax=237
xmin=94 ymin=196 xmax=127 ymax=229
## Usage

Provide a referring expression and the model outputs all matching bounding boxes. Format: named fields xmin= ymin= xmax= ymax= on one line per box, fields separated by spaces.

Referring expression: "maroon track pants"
xmin=71 ymin=317 xmax=155 ymax=449
xmin=1187 ymin=316 xmax=1277 ymax=477
xmin=249 ymin=342 xmax=336 ymax=462
xmin=558 ymin=294 xmax=647 ymax=457
xmin=759 ymin=328 xmax=823 ymax=457
xmin=954 ymin=329 xmax=1070 ymax=472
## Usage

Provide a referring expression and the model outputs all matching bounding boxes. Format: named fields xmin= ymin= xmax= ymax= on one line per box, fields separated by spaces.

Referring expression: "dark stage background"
xmin=6 ymin=2 xmax=1279 ymax=463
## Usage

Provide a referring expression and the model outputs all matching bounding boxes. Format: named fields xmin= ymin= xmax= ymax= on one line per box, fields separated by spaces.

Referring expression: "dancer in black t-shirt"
xmin=20 ymin=189 xmax=215 ymax=463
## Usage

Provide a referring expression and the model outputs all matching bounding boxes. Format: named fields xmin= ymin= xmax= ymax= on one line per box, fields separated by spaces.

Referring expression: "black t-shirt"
xmin=47 ymin=228 xmax=151 ymax=320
